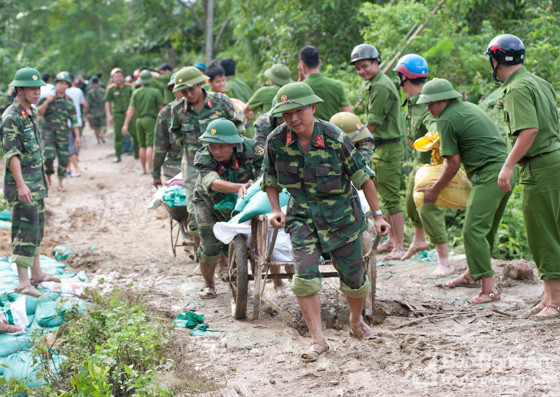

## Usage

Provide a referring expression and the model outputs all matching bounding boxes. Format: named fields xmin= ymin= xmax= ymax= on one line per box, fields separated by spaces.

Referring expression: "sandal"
xmin=15 ymin=285 xmax=42 ymax=297
xmin=350 ymin=321 xmax=376 ymax=340
xmin=527 ymin=301 xmax=547 ymax=317
xmin=468 ymin=290 xmax=501 ymax=305
xmin=444 ymin=273 xmax=480 ymax=288
xmin=199 ymin=285 xmax=217 ymax=299
xmin=301 ymin=341 xmax=329 ymax=362
xmin=534 ymin=303 xmax=560 ymax=321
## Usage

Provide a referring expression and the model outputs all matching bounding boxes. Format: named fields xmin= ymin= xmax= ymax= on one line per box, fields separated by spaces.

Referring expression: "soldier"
xmin=220 ymin=58 xmax=252 ymax=102
xmin=253 ymin=98 xmax=284 ymax=150
xmin=206 ymin=63 xmax=227 ymax=94
xmin=193 ymin=119 xmax=262 ymax=298
xmin=394 ymin=54 xmax=452 ymax=276
xmin=298 ymin=45 xmax=353 ymax=120
xmin=152 ymin=71 xmax=183 ymax=187
xmin=329 ymin=112 xmax=375 ymax=164
xmin=169 ymin=66 xmax=245 ymax=250
xmin=37 ymin=71 xmax=80 ymax=192
xmin=244 ymin=63 xmax=292 ymax=120
xmin=157 ymin=63 xmax=175 ymax=105
xmin=85 ymin=76 xmax=107 ymax=144
xmin=1 ymin=67 xmax=60 ymax=298
xmin=351 ymin=44 xmax=405 ymax=260
xmin=486 ymin=34 xmax=560 ymax=318
xmin=416 ymin=79 xmax=514 ymax=304
xmin=262 ymin=83 xmax=390 ymax=361
xmin=122 ymin=70 xmax=164 ymax=174
xmin=104 ymin=68 xmax=134 ymax=162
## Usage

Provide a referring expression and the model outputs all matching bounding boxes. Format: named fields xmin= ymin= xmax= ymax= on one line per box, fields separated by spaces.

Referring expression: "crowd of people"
xmin=2 ymin=34 xmax=559 ymax=363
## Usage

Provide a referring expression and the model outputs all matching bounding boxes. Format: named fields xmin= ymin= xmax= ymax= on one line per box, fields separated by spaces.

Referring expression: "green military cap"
xmin=272 ymin=82 xmax=323 ymax=114
xmin=417 ymin=78 xmax=462 ymax=104
xmin=264 ymin=64 xmax=292 ymax=87
xmin=329 ymin=112 xmax=372 ymax=142
xmin=9 ymin=67 xmax=46 ymax=87
xmin=173 ymin=66 xmax=209 ymax=92
xmin=269 ymin=96 xmax=282 ymax=118
xmin=138 ymin=70 xmax=155 ymax=85
xmin=168 ymin=71 xmax=178 ymax=87
xmin=200 ymin=118 xmax=243 ymax=145
xmin=54 ymin=71 xmax=72 ymax=84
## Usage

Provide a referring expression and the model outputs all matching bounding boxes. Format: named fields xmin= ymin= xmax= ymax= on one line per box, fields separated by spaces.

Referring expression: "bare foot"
xmin=430 ymin=264 xmax=455 ymax=278
xmin=442 ymin=272 xmax=480 ymax=288
xmin=0 ymin=322 xmax=22 ymax=334
xmin=58 ymin=185 xmax=66 ymax=192
xmin=385 ymin=248 xmax=405 ymax=261
xmin=376 ymin=241 xmax=394 ymax=253
xmin=401 ymin=241 xmax=431 ymax=260
xmin=30 ymin=274 xmax=61 ymax=286
xmin=350 ymin=321 xmax=376 ymax=340
xmin=15 ymin=285 xmax=42 ymax=297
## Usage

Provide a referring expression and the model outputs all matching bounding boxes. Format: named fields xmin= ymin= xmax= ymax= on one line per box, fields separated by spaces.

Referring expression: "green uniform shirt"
xmin=103 ymin=83 xmax=133 ymax=114
xmin=86 ymin=86 xmax=107 ymax=118
xmin=1 ymin=99 xmax=48 ymax=202
xmin=303 ymin=73 xmax=350 ymax=121
xmin=254 ymin=112 xmax=281 ymax=149
xmin=152 ymin=100 xmax=183 ymax=179
xmin=365 ymin=71 xmax=402 ymax=140
xmin=157 ymin=74 xmax=175 ymax=105
xmin=193 ymin=137 xmax=263 ymax=206
xmin=225 ymin=77 xmax=252 ymax=102
xmin=38 ymin=95 xmax=79 ymax=131
xmin=405 ymin=94 xmax=438 ymax=164
xmin=261 ymin=119 xmax=374 ymax=251
xmin=130 ymin=84 xmax=164 ymax=118
xmin=502 ymin=67 xmax=560 ymax=158
xmin=438 ymin=99 xmax=508 ymax=174
xmin=247 ymin=86 xmax=280 ymax=115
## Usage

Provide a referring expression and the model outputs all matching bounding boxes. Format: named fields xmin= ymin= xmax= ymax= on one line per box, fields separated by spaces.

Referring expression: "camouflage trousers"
xmin=291 ymin=234 xmax=370 ymax=299
xmin=10 ymin=199 xmax=45 ymax=268
xmin=43 ymin=129 xmax=69 ymax=178
xmin=194 ymin=199 xmax=230 ymax=264
xmin=182 ymin=158 xmax=199 ymax=237
xmin=90 ymin=115 xmax=107 ymax=130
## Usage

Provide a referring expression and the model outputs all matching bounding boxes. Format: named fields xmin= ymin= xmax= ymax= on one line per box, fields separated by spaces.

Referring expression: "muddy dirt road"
xmin=1 ymin=126 xmax=559 ymax=396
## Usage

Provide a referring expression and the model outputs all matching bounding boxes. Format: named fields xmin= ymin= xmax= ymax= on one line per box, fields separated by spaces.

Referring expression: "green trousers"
xmin=113 ymin=112 xmax=126 ymax=157
xmin=10 ymin=199 xmax=44 ymax=268
xmin=405 ymin=164 xmax=448 ymax=244
xmin=371 ymin=141 xmax=404 ymax=214
xmin=464 ymin=163 xmax=513 ymax=280
xmin=520 ymin=150 xmax=560 ymax=280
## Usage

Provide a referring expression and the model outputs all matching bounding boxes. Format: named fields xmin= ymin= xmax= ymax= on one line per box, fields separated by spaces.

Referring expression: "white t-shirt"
xmin=39 ymin=84 xmax=55 ymax=102
xmin=65 ymin=87 xmax=85 ymax=127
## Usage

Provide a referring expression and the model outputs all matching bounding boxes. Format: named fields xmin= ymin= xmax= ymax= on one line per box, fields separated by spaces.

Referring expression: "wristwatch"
xmin=372 ymin=210 xmax=383 ymax=217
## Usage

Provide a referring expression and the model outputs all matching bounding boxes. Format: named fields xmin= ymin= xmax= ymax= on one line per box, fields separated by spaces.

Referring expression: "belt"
xmin=374 ymin=138 xmax=400 ymax=146
xmin=518 ymin=148 xmax=560 ymax=167
xmin=471 ymin=161 xmax=500 ymax=175
xmin=139 ymin=115 xmax=157 ymax=119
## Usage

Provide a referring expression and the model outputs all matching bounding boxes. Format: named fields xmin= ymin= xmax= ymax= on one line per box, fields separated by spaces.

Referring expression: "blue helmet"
xmin=394 ymin=54 xmax=429 ymax=79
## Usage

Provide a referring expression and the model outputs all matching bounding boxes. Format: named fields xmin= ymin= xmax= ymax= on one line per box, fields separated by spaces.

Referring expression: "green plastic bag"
xmin=174 ymin=311 xmax=204 ymax=329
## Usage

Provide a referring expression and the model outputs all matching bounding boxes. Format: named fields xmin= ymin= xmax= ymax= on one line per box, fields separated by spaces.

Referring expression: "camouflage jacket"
xmin=86 ymin=86 xmax=107 ymax=118
xmin=152 ymin=100 xmax=183 ymax=179
xmin=254 ymin=112 xmax=281 ymax=149
xmin=354 ymin=135 xmax=375 ymax=165
xmin=193 ymin=137 xmax=263 ymax=207
xmin=404 ymin=94 xmax=437 ymax=164
xmin=38 ymin=95 xmax=78 ymax=134
xmin=261 ymin=119 xmax=374 ymax=251
xmin=1 ymin=99 xmax=48 ymax=202
xmin=169 ymin=90 xmax=245 ymax=189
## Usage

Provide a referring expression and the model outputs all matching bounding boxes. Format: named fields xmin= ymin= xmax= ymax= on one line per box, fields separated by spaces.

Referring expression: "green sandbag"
xmin=214 ymin=193 xmax=238 ymax=211
xmin=237 ymin=190 xmax=290 ymax=223
xmin=0 ymin=209 xmax=10 ymax=221
xmin=34 ymin=298 xmax=86 ymax=328
xmin=0 ymin=334 xmax=32 ymax=358
xmin=234 ymin=176 xmax=263 ymax=213
xmin=161 ymin=185 xmax=187 ymax=208
xmin=0 ymin=350 xmax=66 ymax=388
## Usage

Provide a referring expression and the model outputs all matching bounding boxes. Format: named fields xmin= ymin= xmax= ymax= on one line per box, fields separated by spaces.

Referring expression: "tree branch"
xmin=175 ymin=0 xmax=204 ymax=31
xmin=214 ymin=16 xmax=232 ymax=54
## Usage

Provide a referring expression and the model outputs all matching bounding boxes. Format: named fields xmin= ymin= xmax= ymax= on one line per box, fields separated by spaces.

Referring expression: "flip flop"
xmin=199 ymin=286 xmax=217 ymax=299
xmin=350 ymin=321 xmax=376 ymax=340
xmin=526 ymin=301 xmax=547 ymax=317
xmin=301 ymin=341 xmax=329 ymax=362
xmin=468 ymin=290 xmax=501 ymax=305
xmin=443 ymin=273 xmax=480 ymax=288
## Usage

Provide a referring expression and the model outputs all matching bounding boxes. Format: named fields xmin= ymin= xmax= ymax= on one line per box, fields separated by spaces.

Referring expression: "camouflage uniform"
xmin=193 ymin=138 xmax=263 ymax=264
xmin=261 ymin=119 xmax=375 ymax=297
xmin=85 ymin=85 xmax=107 ymax=130
xmin=152 ymin=100 xmax=182 ymax=179
xmin=1 ymin=99 xmax=48 ymax=268
xmin=38 ymin=95 xmax=78 ymax=178
xmin=169 ymin=91 xmax=245 ymax=236
xmin=253 ymin=112 xmax=281 ymax=149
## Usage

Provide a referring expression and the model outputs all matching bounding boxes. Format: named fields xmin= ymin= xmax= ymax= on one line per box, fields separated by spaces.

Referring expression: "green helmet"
xmin=272 ymin=82 xmax=323 ymax=114
xmin=350 ymin=44 xmax=381 ymax=64
xmin=54 ymin=71 xmax=72 ymax=84
xmin=200 ymin=118 xmax=243 ymax=144
xmin=138 ymin=70 xmax=155 ymax=85
xmin=168 ymin=71 xmax=178 ymax=87
xmin=417 ymin=78 xmax=462 ymax=104
xmin=269 ymin=96 xmax=282 ymax=118
xmin=173 ymin=66 xmax=209 ymax=92
xmin=264 ymin=64 xmax=292 ymax=87
xmin=9 ymin=67 xmax=46 ymax=88
xmin=329 ymin=112 xmax=372 ymax=142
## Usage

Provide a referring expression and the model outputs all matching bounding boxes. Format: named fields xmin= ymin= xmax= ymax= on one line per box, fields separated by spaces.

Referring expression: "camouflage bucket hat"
xmin=9 ymin=67 xmax=46 ymax=88
xmin=173 ymin=66 xmax=209 ymax=92
xmin=272 ymin=82 xmax=323 ymax=114
xmin=329 ymin=112 xmax=372 ymax=142
xmin=417 ymin=79 xmax=462 ymax=104
xmin=200 ymin=118 xmax=243 ymax=145
xmin=138 ymin=70 xmax=155 ymax=85
xmin=264 ymin=64 xmax=292 ymax=86
xmin=54 ymin=71 xmax=72 ymax=84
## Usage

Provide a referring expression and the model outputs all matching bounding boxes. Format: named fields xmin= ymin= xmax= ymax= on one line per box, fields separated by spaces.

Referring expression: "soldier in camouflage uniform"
xmin=193 ymin=119 xmax=263 ymax=298
xmin=261 ymin=83 xmax=390 ymax=361
xmin=253 ymin=97 xmax=284 ymax=149
xmin=329 ymin=112 xmax=375 ymax=164
xmin=152 ymin=72 xmax=183 ymax=187
xmin=1 ymin=67 xmax=60 ymax=298
xmin=169 ymin=66 xmax=245 ymax=248
xmin=37 ymin=71 xmax=80 ymax=192
xmin=85 ymin=76 xmax=107 ymax=144
xmin=104 ymin=68 xmax=134 ymax=162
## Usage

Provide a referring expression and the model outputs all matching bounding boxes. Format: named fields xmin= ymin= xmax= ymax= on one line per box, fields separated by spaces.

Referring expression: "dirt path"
xmin=2 ymin=126 xmax=559 ymax=396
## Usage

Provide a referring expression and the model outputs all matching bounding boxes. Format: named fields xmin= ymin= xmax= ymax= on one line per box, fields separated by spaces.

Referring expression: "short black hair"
xmin=158 ymin=63 xmax=172 ymax=72
xmin=41 ymin=72 xmax=50 ymax=82
xmin=220 ymin=58 xmax=236 ymax=76
xmin=206 ymin=64 xmax=225 ymax=81
xmin=397 ymin=72 xmax=426 ymax=86
xmin=299 ymin=46 xmax=320 ymax=68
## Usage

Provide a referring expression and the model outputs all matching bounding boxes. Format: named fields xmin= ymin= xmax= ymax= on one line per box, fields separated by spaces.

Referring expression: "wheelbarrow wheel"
xmin=228 ymin=235 xmax=248 ymax=320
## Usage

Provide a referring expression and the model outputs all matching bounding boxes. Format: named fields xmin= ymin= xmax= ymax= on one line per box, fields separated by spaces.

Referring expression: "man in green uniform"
xmin=104 ymin=68 xmax=134 ymax=162
xmin=85 ymin=76 xmax=107 ymax=144
xmin=262 ymin=82 xmax=390 ymax=361
xmin=122 ymin=70 xmax=164 ymax=174
xmin=329 ymin=112 xmax=375 ymax=164
xmin=487 ymin=34 xmax=560 ymax=318
xmin=169 ymin=66 xmax=245 ymax=248
xmin=243 ymin=63 xmax=292 ymax=120
xmin=152 ymin=72 xmax=183 ymax=187
xmin=193 ymin=118 xmax=263 ymax=298
xmin=417 ymin=79 xmax=514 ymax=304
xmin=37 ymin=71 xmax=80 ymax=192
xmin=394 ymin=54 xmax=452 ymax=276
xmin=253 ymin=98 xmax=284 ymax=149
xmin=351 ymin=44 xmax=405 ymax=260
xmin=157 ymin=63 xmax=175 ymax=105
xmin=220 ymin=58 xmax=252 ymax=102
xmin=298 ymin=45 xmax=352 ymax=120
xmin=1 ymin=67 xmax=60 ymax=297
xmin=206 ymin=64 xmax=227 ymax=94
